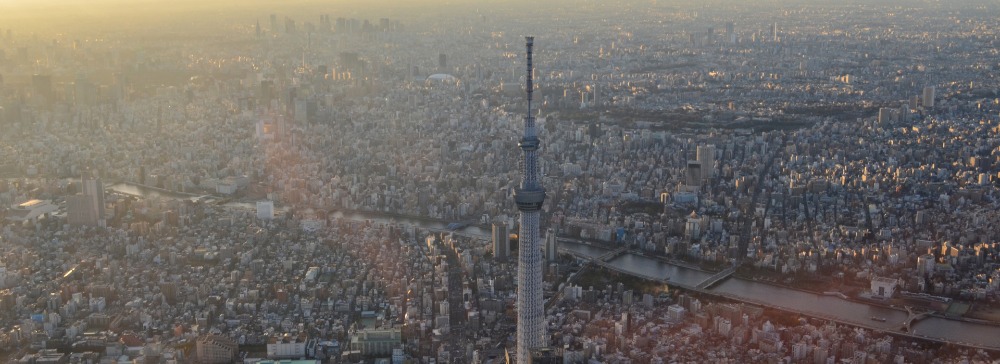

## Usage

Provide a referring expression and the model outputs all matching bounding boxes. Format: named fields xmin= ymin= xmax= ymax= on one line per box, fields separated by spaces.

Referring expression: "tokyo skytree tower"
xmin=514 ymin=36 xmax=546 ymax=364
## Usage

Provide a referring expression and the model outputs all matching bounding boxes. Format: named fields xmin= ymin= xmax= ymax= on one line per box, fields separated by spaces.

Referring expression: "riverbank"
xmin=712 ymin=289 xmax=1000 ymax=353
xmin=967 ymin=305 xmax=1000 ymax=323
xmin=699 ymin=280 xmax=1000 ymax=352
xmin=733 ymin=266 xmax=1000 ymax=331
xmin=562 ymin=243 xmax=1000 ymax=350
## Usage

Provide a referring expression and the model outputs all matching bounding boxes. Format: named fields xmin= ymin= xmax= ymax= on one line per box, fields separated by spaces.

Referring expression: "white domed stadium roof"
xmin=426 ymin=73 xmax=458 ymax=82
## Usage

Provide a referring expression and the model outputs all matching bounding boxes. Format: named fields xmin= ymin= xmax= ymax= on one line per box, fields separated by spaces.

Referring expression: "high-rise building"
xmin=67 ymin=195 xmax=95 ymax=226
xmin=82 ymin=173 xmax=106 ymax=227
xmin=877 ymin=107 xmax=891 ymax=124
xmin=196 ymin=335 xmax=238 ymax=364
xmin=544 ymin=228 xmax=558 ymax=262
xmin=686 ymin=161 xmax=703 ymax=187
xmin=685 ymin=211 xmax=702 ymax=240
xmin=922 ymin=86 xmax=935 ymax=108
xmin=492 ymin=222 xmax=509 ymax=260
xmin=69 ymin=173 xmax=105 ymax=227
xmin=591 ymin=84 xmax=599 ymax=107
xmin=696 ymin=145 xmax=715 ymax=180
xmin=514 ymin=36 xmax=547 ymax=364
xmin=917 ymin=254 xmax=935 ymax=277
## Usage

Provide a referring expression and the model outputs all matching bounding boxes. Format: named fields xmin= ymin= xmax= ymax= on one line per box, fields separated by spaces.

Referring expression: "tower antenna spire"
xmin=526 ymin=36 xmax=533 ymax=117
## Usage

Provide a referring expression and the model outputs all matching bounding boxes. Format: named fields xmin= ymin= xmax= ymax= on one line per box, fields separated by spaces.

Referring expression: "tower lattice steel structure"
xmin=514 ymin=36 xmax=546 ymax=364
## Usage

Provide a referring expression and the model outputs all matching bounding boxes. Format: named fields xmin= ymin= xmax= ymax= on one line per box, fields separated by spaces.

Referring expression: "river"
xmin=712 ymin=279 xmax=1000 ymax=347
xmin=107 ymin=182 xmax=1000 ymax=349
xmin=558 ymin=241 xmax=1000 ymax=349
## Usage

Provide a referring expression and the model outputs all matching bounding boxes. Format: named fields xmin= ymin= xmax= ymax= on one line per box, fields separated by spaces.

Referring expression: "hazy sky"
xmin=2 ymin=0 xmax=997 ymax=37
xmin=0 ymin=0 xmax=547 ymax=37
xmin=0 ymin=0 xmax=365 ymax=35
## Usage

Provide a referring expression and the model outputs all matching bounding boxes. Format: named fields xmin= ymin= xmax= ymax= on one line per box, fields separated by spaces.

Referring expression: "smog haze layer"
xmin=0 ymin=0 xmax=524 ymax=36
xmin=2 ymin=0 xmax=998 ymax=37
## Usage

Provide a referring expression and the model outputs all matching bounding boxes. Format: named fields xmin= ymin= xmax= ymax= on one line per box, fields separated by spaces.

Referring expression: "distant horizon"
xmin=0 ymin=0 xmax=402 ymax=36
xmin=0 ymin=0 xmax=553 ymax=37
xmin=0 ymin=0 xmax=998 ymax=37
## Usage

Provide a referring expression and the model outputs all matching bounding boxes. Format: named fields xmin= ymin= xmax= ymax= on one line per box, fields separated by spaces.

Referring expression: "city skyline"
xmin=1 ymin=0 xmax=1000 ymax=362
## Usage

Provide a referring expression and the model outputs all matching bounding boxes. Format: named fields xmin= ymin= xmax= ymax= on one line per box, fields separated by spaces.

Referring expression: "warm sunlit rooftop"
xmin=17 ymin=199 xmax=44 ymax=208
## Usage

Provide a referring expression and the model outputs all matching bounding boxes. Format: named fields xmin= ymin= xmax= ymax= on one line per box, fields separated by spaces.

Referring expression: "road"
xmin=442 ymin=243 xmax=470 ymax=363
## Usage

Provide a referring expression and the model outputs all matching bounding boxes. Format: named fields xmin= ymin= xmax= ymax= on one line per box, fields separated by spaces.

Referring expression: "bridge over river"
xmin=696 ymin=265 xmax=737 ymax=289
xmin=558 ymin=238 xmax=737 ymax=289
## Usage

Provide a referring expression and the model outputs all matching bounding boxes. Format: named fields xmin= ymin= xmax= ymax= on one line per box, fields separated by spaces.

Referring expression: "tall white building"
xmin=870 ymin=276 xmax=898 ymax=299
xmin=667 ymin=304 xmax=686 ymax=322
